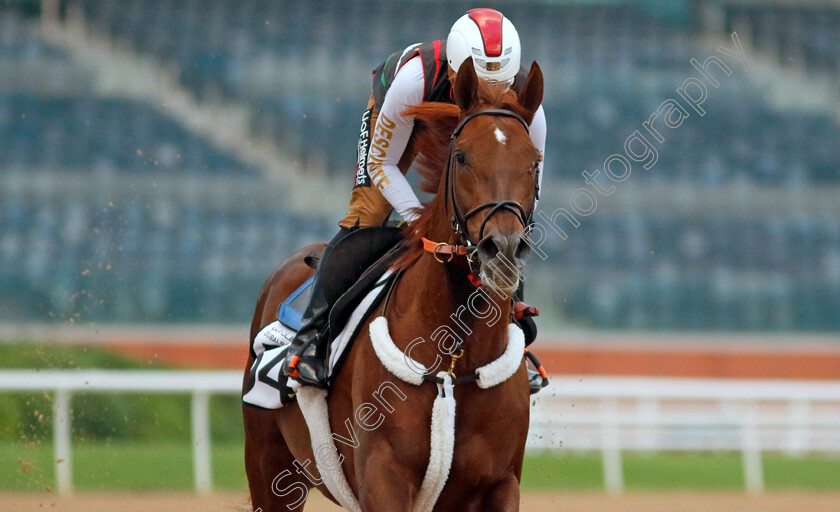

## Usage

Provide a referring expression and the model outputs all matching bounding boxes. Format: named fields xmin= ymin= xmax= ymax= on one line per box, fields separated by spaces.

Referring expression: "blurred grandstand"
xmin=0 ymin=0 xmax=838 ymax=331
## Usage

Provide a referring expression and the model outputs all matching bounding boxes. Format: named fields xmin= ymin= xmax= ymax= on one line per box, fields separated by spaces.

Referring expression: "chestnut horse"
xmin=243 ymin=59 xmax=544 ymax=512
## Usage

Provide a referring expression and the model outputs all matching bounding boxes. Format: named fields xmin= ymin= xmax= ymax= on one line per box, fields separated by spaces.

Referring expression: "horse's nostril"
xmin=477 ymin=235 xmax=500 ymax=261
xmin=515 ymin=237 xmax=531 ymax=260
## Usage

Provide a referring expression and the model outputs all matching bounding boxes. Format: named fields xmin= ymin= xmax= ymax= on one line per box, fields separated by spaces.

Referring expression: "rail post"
xmin=53 ymin=388 xmax=73 ymax=495
xmin=191 ymin=390 xmax=212 ymax=494
xmin=601 ymin=397 xmax=624 ymax=494
xmin=740 ymin=402 xmax=764 ymax=494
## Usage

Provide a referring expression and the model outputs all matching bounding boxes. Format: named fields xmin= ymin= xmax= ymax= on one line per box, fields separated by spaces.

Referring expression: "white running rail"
xmin=0 ymin=370 xmax=242 ymax=496
xmin=529 ymin=376 xmax=840 ymax=494
xmin=2 ymin=371 xmax=839 ymax=495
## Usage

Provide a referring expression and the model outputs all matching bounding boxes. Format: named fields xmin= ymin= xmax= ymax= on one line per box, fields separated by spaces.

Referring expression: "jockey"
xmin=283 ymin=8 xmax=547 ymax=389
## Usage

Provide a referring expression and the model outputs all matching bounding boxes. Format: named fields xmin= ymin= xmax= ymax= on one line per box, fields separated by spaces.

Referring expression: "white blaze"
xmin=494 ymin=127 xmax=507 ymax=145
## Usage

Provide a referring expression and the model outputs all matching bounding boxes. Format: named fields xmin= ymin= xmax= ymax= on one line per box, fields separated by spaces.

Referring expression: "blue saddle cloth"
xmin=277 ymin=276 xmax=314 ymax=331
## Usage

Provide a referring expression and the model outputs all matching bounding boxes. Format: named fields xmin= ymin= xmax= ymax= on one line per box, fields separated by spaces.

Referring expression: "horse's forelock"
xmin=477 ymin=82 xmax=533 ymax=124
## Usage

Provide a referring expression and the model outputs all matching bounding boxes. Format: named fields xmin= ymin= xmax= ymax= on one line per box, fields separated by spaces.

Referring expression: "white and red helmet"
xmin=446 ymin=8 xmax=521 ymax=85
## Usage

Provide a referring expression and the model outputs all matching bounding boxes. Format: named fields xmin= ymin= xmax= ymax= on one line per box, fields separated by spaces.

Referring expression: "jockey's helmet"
xmin=446 ymin=8 xmax=521 ymax=86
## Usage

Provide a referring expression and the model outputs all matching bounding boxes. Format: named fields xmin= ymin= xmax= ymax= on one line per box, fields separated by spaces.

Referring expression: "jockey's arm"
xmin=367 ymin=58 xmax=425 ymax=223
xmin=529 ymin=104 xmax=546 ymax=205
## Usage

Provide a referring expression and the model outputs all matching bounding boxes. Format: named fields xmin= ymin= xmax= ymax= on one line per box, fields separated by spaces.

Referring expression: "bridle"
xmin=442 ymin=108 xmax=535 ymax=258
xmin=412 ymin=108 xmax=548 ymax=388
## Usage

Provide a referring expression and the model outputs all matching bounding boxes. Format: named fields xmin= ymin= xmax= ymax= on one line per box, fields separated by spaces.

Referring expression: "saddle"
xmin=246 ymin=227 xmax=406 ymax=410
xmin=278 ymin=225 xmax=406 ymax=342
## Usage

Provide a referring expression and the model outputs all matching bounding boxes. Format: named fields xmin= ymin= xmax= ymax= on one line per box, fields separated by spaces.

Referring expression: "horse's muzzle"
xmin=475 ymin=232 xmax=530 ymax=295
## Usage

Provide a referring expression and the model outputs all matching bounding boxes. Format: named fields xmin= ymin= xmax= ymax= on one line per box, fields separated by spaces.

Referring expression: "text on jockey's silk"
xmin=368 ymin=114 xmax=397 ymax=190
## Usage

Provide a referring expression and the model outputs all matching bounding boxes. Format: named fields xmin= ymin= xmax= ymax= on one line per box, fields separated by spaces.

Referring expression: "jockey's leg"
xmin=284 ymin=90 xmax=411 ymax=387
xmin=513 ymin=281 xmax=538 ymax=346
xmin=513 ymin=282 xmax=545 ymax=394
xmin=282 ymin=226 xmax=354 ymax=387
xmin=283 ymin=94 xmax=383 ymax=387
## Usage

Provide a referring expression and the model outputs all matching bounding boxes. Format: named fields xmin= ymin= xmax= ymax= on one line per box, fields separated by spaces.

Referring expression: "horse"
xmin=243 ymin=58 xmax=544 ymax=512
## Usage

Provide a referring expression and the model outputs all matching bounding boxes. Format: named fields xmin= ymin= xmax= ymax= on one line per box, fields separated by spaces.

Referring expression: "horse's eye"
xmin=454 ymin=151 xmax=466 ymax=165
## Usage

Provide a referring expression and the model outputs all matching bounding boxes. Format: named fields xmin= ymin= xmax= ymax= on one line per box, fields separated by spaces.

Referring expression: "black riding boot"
xmin=283 ymin=227 xmax=353 ymax=387
xmin=514 ymin=282 xmax=544 ymax=394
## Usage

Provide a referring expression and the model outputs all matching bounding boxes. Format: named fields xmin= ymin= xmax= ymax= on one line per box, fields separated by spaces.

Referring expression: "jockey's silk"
xmin=372 ymin=41 xmax=452 ymax=111
xmin=341 ymin=40 xmax=547 ymax=228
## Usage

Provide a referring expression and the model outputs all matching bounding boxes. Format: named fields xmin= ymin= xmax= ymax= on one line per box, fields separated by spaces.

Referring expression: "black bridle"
xmin=444 ymin=108 xmax=535 ymax=251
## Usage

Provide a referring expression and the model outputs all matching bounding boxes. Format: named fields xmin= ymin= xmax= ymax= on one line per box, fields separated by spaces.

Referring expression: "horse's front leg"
xmin=481 ymin=473 xmax=521 ymax=512
xmin=355 ymin=442 xmax=421 ymax=512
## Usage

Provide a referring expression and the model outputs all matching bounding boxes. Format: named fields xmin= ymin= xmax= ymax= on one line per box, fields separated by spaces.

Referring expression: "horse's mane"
xmin=395 ymin=81 xmax=534 ymax=270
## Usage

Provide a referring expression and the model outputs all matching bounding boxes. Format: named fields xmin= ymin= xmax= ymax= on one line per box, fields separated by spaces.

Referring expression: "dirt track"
xmin=4 ymin=491 xmax=840 ymax=512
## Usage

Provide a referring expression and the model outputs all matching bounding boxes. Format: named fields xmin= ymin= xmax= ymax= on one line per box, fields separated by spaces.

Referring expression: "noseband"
xmin=444 ymin=108 xmax=534 ymax=251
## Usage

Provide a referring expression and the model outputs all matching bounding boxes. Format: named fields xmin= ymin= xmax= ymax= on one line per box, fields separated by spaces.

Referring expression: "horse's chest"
xmin=454 ymin=420 xmax=523 ymax=464
xmin=450 ymin=398 xmax=529 ymax=474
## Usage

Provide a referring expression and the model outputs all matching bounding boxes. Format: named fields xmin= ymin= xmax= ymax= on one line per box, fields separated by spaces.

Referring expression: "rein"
xmin=423 ymin=108 xmax=533 ymax=261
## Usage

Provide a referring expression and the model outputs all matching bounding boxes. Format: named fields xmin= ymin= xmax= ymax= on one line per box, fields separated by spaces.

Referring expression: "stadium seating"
xmin=1 ymin=1 xmax=839 ymax=330
xmin=724 ymin=4 xmax=840 ymax=76
xmin=542 ymin=213 xmax=840 ymax=330
xmin=0 ymin=95 xmax=257 ymax=174
xmin=69 ymin=0 xmax=840 ymax=185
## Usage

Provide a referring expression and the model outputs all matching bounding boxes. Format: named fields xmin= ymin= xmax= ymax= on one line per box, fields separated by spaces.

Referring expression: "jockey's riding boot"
xmin=529 ymin=365 xmax=548 ymax=395
xmin=513 ymin=301 xmax=539 ymax=347
xmin=283 ymin=227 xmax=353 ymax=388
xmin=513 ymin=294 xmax=543 ymax=394
xmin=516 ymin=314 xmax=543 ymax=393
xmin=518 ymin=315 xmax=538 ymax=347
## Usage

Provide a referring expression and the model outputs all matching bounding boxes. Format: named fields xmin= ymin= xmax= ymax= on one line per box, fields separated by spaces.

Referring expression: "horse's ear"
xmin=518 ymin=61 xmax=543 ymax=119
xmin=453 ymin=58 xmax=479 ymax=112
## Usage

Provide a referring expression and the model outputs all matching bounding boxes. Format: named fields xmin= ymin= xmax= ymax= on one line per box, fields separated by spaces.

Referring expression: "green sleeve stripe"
xmin=381 ymin=55 xmax=393 ymax=88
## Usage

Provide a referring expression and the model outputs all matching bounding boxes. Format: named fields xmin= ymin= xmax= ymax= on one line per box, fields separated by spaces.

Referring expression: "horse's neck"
xmin=392 ymin=249 xmax=513 ymax=373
